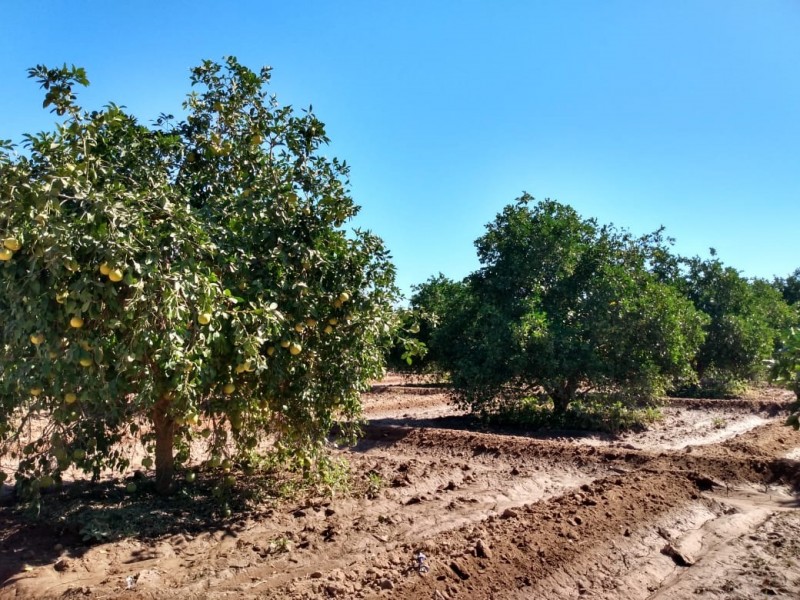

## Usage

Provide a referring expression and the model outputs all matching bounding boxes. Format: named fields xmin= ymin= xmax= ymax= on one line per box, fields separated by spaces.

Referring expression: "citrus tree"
xmin=774 ymin=268 xmax=800 ymax=306
xmin=0 ymin=58 xmax=397 ymax=496
xmin=771 ymin=326 xmax=800 ymax=429
xmin=431 ymin=197 xmax=707 ymax=416
xmin=384 ymin=274 xmax=464 ymax=374
xmin=678 ymin=255 xmax=794 ymax=393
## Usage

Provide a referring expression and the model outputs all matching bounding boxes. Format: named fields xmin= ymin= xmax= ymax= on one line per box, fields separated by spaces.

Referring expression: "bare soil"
xmin=1 ymin=382 xmax=799 ymax=599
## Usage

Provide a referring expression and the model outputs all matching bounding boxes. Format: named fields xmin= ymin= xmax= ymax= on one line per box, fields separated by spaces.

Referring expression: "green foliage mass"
xmin=0 ymin=58 xmax=397 ymax=496
xmin=771 ymin=327 xmax=800 ymax=429
xmin=676 ymin=255 xmax=795 ymax=395
xmin=428 ymin=196 xmax=708 ymax=416
xmin=774 ymin=268 xmax=800 ymax=306
xmin=384 ymin=274 xmax=464 ymax=375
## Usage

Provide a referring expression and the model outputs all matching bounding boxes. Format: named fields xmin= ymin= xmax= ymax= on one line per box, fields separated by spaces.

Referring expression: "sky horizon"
xmin=2 ymin=1 xmax=798 ymax=298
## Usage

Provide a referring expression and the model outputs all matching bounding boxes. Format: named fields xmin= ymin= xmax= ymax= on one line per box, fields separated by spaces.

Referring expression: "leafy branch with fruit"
xmin=0 ymin=58 xmax=397 ymax=499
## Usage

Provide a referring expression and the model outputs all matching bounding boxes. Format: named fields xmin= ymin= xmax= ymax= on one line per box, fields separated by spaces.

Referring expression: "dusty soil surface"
xmin=1 ymin=382 xmax=799 ymax=599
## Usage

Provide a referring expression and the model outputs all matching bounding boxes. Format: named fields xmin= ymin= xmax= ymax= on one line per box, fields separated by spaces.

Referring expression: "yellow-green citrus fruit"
xmin=29 ymin=388 xmax=42 ymax=396
xmin=30 ymin=333 xmax=45 ymax=345
xmin=126 ymin=482 xmax=137 ymax=493
xmin=324 ymin=325 xmax=334 ymax=334
xmin=198 ymin=312 xmax=212 ymax=325
xmin=69 ymin=316 xmax=84 ymax=329
xmin=79 ymin=357 xmax=92 ymax=367
xmin=0 ymin=248 xmax=13 ymax=261
xmin=4 ymin=238 xmax=21 ymax=251
xmin=223 ymin=383 xmax=236 ymax=395
xmin=185 ymin=472 xmax=196 ymax=483
xmin=56 ymin=291 xmax=68 ymax=304
xmin=294 ymin=323 xmax=305 ymax=333
xmin=267 ymin=346 xmax=276 ymax=356
xmin=280 ymin=339 xmax=290 ymax=348
xmin=305 ymin=318 xmax=317 ymax=327
xmin=64 ymin=393 xmax=77 ymax=404
xmin=338 ymin=292 xmax=350 ymax=303
xmin=289 ymin=343 xmax=302 ymax=356
xmin=99 ymin=262 xmax=111 ymax=275
xmin=108 ymin=269 xmax=123 ymax=282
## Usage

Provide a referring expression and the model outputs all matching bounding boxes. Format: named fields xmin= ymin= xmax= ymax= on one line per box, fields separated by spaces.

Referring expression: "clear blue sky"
xmin=2 ymin=1 xmax=798 ymax=298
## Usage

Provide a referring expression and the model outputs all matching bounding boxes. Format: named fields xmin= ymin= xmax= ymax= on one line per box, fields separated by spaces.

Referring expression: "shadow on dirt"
xmin=360 ymin=414 xmax=617 ymax=444
xmin=0 ymin=472 xmax=267 ymax=586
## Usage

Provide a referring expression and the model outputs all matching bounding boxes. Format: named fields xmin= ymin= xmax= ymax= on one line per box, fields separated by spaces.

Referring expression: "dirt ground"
xmin=1 ymin=380 xmax=799 ymax=599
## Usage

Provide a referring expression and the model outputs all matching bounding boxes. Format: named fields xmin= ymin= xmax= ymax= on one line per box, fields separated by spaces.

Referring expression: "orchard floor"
xmin=1 ymin=381 xmax=800 ymax=599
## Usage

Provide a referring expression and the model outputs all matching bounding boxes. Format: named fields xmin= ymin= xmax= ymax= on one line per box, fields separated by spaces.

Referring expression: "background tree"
xmin=774 ymin=268 xmax=800 ymax=306
xmin=385 ymin=274 xmax=467 ymax=374
xmin=677 ymin=254 xmax=793 ymax=394
xmin=0 ymin=58 xmax=397 ymax=496
xmin=432 ymin=196 xmax=707 ymax=416
xmin=771 ymin=326 xmax=800 ymax=429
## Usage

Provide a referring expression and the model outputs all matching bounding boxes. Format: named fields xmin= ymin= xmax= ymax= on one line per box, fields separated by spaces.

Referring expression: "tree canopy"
xmin=430 ymin=196 xmax=707 ymax=415
xmin=0 ymin=58 xmax=397 ymax=497
xmin=677 ymin=255 xmax=794 ymax=393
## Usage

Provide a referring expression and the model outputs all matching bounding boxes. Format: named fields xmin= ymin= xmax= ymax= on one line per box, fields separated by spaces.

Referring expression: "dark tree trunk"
xmin=152 ymin=394 xmax=176 ymax=495
xmin=550 ymin=379 xmax=579 ymax=415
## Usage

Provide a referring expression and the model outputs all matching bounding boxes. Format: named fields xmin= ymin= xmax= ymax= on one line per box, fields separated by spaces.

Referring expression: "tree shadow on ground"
xmin=359 ymin=414 xmax=618 ymax=445
xmin=0 ymin=471 xmax=276 ymax=586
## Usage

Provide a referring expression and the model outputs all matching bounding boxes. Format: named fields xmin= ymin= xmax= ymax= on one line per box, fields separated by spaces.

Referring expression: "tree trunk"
xmin=550 ymin=379 xmax=578 ymax=415
xmin=152 ymin=394 xmax=176 ymax=495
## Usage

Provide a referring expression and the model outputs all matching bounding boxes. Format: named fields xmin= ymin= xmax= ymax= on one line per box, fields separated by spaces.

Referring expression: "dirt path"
xmin=1 ymin=385 xmax=799 ymax=599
